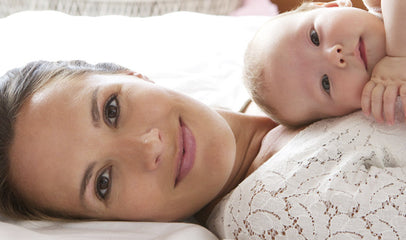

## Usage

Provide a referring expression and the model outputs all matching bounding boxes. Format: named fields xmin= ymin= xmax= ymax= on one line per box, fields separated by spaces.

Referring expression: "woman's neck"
xmin=195 ymin=109 xmax=278 ymax=223
xmin=219 ymin=110 xmax=278 ymax=191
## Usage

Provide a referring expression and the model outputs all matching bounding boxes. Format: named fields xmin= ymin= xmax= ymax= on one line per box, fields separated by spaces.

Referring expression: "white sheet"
xmin=1 ymin=220 xmax=217 ymax=240
xmin=0 ymin=10 xmax=270 ymax=240
xmin=208 ymin=108 xmax=406 ymax=239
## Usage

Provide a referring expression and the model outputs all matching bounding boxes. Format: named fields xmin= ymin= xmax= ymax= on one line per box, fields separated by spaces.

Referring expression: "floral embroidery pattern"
xmin=208 ymin=111 xmax=406 ymax=240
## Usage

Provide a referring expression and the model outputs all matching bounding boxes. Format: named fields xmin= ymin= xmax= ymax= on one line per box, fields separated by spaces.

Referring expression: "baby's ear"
xmin=127 ymin=71 xmax=154 ymax=83
xmin=313 ymin=0 xmax=352 ymax=8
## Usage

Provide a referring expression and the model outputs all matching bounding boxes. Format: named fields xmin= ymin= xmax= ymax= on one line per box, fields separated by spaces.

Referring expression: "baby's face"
xmin=250 ymin=6 xmax=385 ymax=125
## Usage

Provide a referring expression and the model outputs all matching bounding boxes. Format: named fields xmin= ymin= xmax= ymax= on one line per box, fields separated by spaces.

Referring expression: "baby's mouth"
xmin=359 ymin=38 xmax=368 ymax=70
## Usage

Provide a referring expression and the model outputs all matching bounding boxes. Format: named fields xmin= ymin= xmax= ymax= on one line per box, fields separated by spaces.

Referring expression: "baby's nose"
xmin=328 ymin=44 xmax=346 ymax=68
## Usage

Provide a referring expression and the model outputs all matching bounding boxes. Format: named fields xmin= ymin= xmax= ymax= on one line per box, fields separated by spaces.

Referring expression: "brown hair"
xmin=0 ymin=60 xmax=131 ymax=220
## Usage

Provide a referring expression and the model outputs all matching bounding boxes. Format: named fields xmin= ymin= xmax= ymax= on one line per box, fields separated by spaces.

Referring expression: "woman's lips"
xmin=175 ymin=118 xmax=196 ymax=186
xmin=359 ymin=38 xmax=368 ymax=70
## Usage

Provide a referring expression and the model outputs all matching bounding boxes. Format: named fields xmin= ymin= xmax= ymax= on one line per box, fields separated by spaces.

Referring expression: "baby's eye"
xmin=321 ymin=74 xmax=330 ymax=94
xmin=96 ymin=167 xmax=111 ymax=200
xmin=104 ymin=94 xmax=120 ymax=127
xmin=310 ymin=28 xmax=320 ymax=46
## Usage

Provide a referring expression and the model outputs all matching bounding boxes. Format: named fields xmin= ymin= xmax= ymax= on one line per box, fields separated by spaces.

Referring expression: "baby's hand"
xmin=361 ymin=56 xmax=406 ymax=125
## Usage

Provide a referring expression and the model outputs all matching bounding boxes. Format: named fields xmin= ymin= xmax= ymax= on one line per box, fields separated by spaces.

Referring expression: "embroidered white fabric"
xmin=207 ymin=109 xmax=406 ymax=239
xmin=0 ymin=0 xmax=242 ymax=17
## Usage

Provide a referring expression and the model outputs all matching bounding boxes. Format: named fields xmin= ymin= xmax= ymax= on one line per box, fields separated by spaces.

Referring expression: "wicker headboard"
xmin=0 ymin=0 xmax=242 ymax=17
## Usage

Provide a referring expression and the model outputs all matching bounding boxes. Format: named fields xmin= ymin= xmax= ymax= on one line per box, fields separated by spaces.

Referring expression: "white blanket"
xmin=208 ymin=110 xmax=406 ymax=239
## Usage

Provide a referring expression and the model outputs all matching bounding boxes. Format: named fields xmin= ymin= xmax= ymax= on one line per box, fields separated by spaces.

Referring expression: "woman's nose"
xmin=139 ymin=128 xmax=163 ymax=171
xmin=327 ymin=44 xmax=346 ymax=68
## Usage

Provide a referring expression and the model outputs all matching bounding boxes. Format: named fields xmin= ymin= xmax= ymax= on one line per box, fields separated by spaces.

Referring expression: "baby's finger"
xmin=383 ymin=85 xmax=398 ymax=125
xmin=371 ymin=84 xmax=384 ymax=123
xmin=400 ymin=84 xmax=406 ymax=118
xmin=361 ymin=81 xmax=375 ymax=116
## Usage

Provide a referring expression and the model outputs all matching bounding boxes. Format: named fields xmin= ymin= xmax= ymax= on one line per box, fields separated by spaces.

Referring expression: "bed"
xmin=0 ymin=5 xmax=273 ymax=240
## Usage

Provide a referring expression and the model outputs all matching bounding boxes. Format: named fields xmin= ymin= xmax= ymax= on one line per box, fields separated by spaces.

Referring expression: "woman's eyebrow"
xmin=91 ymin=87 xmax=100 ymax=128
xmin=80 ymin=161 xmax=97 ymax=203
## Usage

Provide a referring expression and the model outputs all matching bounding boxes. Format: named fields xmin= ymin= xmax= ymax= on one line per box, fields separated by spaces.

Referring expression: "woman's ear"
xmin=313 ymin=0 xmax=352 ymax=8
xmin=127 ymin=71 xmax=154 ymax=83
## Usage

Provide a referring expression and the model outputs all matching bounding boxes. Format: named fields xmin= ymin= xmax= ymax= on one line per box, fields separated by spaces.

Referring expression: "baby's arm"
xmin=361 ymin=0 xmax=406 ymax=124
xmin=381 ymin=0 xmax=406 ymax=55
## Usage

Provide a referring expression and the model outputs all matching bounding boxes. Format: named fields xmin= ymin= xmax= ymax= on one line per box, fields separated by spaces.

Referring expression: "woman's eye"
xmin=104 ymin=94 xmax=120 ymax=127
xmin=96 ymin=167 xmax=111 ymax=200
xmin=310 ymin=28 xmax=320 ymax=46
xmin=321 ymin=74 xmax=331 ymax=94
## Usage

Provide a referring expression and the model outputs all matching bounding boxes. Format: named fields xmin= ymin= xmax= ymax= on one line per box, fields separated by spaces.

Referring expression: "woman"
xmin=0 ymin=60 xmax=297 ymax=221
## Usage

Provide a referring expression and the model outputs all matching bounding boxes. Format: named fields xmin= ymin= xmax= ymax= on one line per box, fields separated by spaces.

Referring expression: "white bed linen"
xmin=1 ymin=220 xmax=216 ymax=240
xmin=208 ymin=108 xmax=406 ymax=239
xmin=0 ymin=11 xmax=269 ymax=111
xmin=0 ymin=10 xmax=270 ymax=240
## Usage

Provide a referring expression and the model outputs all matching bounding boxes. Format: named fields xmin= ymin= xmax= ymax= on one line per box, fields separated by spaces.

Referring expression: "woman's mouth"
xmin=359 ymin=38 xmax=368 ymax=70
xmin=175 ymin=118 xmax=196 ymax=186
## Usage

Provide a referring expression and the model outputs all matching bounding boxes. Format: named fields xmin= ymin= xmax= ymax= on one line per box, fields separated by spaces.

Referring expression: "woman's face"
xmin=9 ymin=73 xmax=236 ymax=221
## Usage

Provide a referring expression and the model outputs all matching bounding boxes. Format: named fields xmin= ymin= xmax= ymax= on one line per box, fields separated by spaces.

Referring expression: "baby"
xmin=244 ymin=0 xmax=406 ymax=127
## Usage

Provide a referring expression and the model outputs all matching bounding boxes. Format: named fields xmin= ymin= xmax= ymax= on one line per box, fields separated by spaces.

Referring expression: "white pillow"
xmin=1 ymin=220 xmax=217 ymax=240
xmin=0 ymin=11 xmax=269 ymax=111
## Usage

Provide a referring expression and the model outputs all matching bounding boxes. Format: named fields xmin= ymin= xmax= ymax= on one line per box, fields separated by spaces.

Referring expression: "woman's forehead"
xmin=9 ymin=77 xmax=99 ymax=209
